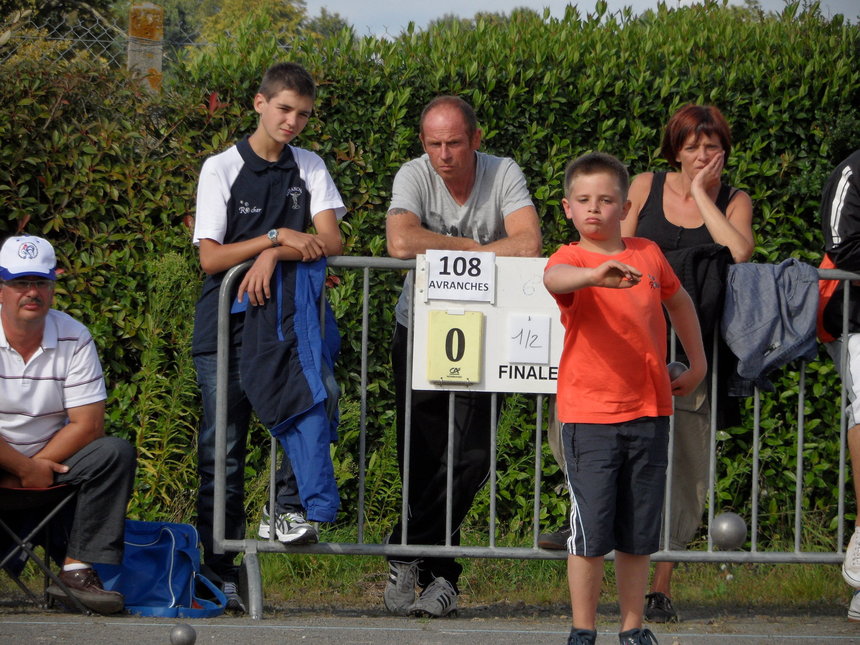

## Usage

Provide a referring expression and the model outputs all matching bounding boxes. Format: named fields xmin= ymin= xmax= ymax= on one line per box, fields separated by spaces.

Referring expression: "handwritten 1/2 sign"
xmin=426 ymin=310 xmax=484 ymax=383
xmin=425 ymin=249 xmax=496 ymax=304
xmin=508 ymin=313 xmax=550 ymax=365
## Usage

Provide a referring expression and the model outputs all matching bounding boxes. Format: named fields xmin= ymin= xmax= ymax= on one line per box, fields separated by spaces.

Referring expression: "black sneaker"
xmin=567 ymin=628 xmax=597 ymax=644
xmin=222 ymin=580 xmax=246 ymax=614
xmin=538 ymin=526 xmax=571 ymax=550
xmin=644 ymin=591 xmax=677 ymax=623
xmin=618 ymin=627 xmax=659 ymax=644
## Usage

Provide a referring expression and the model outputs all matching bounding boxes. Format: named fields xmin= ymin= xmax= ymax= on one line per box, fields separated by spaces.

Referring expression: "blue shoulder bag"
xmin=94 ymin=520 xmax=226 ymax=618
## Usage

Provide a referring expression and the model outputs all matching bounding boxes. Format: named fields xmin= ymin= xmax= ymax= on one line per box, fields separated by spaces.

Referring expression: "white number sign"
xmin=425 ymin=249 xmax=496 ymax=303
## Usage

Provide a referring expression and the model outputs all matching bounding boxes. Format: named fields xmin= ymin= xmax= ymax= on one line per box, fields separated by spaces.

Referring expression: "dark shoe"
xmin=567 ymin=627 xmax=597 ymax=644
xmin=538 ymin=526 xmax=571 ymax=550
xmin=222 ymin=580 xmax=246 ymax=614
xmin=46 ymin=567 xmax=124 ymax=614
xmin=644 ymin=591 xmax=678 ymax=623
xmin=619 ymin=627 xmax=659 ymax=644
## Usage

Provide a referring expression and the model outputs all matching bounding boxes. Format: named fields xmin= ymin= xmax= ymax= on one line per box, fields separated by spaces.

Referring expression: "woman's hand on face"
xmin=691 ymin=151 xmax=725 ymax=195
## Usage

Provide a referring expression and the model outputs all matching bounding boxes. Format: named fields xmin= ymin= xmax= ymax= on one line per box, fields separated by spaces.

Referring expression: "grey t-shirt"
xmin=390 ymin=151 xmax=534 ymax=326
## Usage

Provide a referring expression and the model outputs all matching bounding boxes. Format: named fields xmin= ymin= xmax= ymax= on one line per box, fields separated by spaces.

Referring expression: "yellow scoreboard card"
xmin=427 ymin=310 xmax=484 ymax=383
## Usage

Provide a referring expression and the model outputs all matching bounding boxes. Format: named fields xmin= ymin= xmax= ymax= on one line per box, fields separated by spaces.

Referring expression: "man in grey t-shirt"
xmin=384 ymin=96 xmax=541 ymax=617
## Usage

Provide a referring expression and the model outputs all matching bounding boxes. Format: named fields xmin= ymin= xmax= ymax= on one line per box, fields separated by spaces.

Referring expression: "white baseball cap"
xmin=0 ymin=235 xmax=57 ymax=280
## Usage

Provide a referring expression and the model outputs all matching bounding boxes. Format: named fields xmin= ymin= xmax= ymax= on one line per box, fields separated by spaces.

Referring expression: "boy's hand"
xmin=278 ymin=228 xmax=327 ymax=261
xmin=238 ymin=249 xmax=278 ymax=306
xmin=590 ymin=260 xmax=642 ymax=289
xmin=669 ymin=361 xmax=707 ymax=397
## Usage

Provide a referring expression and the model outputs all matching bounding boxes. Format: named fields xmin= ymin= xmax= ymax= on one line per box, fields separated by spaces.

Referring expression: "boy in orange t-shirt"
xmin=544 ymin=152 xmax=706 ymax=645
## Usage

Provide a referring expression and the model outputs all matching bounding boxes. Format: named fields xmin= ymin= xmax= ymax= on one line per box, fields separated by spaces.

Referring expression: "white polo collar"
xmin=0 ymin=304 xmax=56 ymax=351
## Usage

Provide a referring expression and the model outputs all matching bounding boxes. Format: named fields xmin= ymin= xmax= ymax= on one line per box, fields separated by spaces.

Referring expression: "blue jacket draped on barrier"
xmin=238 ymin=258 xmax=340 ymax=523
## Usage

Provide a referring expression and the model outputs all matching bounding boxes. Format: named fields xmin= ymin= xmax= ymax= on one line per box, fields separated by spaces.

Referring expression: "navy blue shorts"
xmin=562 ymin=417 xmax=669 ymax=557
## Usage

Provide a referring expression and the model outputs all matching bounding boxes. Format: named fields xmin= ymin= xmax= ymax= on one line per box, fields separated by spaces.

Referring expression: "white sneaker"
xmin=383 ymin=560 xmax=419 ymax=615
xmin=257 ymin=504 xmax=318 ymax=545
xmin=850 ymin=590 xmax=860 ymax=622
xmin=409 ymin=576 xmax=458 ymax=618
xmin=844 ymin=528 xmax=860 ymax=588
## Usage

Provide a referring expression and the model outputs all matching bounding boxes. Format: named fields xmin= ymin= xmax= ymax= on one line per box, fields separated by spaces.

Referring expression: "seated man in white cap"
xmin=0 ymin=234 xmax=136 ymax=614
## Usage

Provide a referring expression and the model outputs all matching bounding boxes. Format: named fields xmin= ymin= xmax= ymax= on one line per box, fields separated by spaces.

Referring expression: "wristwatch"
xmin=267 ymin=229 xmax=280 ymax=247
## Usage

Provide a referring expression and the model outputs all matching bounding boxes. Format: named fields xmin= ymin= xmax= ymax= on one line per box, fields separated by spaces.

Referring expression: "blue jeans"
xmin=194 ymin=349 xmax=300 ymax=581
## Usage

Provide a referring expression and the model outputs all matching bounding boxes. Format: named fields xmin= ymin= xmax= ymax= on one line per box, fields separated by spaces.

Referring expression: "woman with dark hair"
xmin=626 ymin=104 xmax=753 ymax=263
xmin=621 ymin=104 xmax=754 ymax=623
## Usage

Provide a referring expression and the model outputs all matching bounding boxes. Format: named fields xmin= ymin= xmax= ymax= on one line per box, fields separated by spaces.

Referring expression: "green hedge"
xmin=1 ymin=1 xmax=858 ymax=545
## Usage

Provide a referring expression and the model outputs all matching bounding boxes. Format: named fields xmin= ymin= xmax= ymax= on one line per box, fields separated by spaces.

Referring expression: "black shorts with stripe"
xmin=561 ymin=417 xmax=669 ymax=557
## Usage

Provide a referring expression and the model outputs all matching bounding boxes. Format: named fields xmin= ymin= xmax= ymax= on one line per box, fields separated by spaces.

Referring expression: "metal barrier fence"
xmin=214 ymin=257 xmax=853 ymax=619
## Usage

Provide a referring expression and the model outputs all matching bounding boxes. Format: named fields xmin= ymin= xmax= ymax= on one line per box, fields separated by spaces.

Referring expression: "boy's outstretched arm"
xmin=544 ymin=259 xmax=642 ymax=294
xmin=663 ymin=287 xmax=707 ymax=397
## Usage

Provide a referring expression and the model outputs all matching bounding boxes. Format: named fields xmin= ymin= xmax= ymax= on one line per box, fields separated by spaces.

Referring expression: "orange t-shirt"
xmin=817 ymin=253 xmax=839 ymax=343
xmin=545 ymin=237 xmax=681 ymax=424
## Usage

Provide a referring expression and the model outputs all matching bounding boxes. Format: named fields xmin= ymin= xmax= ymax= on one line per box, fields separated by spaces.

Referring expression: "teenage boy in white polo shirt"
xmin=191 ymin=62 xmax=346 ymax=612
xmin=0 ymin=234 xmax=136 ymax=614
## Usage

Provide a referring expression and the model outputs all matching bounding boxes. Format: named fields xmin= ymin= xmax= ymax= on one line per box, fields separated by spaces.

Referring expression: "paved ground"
xmin=1 ymin=603 xmax=858 ymax=644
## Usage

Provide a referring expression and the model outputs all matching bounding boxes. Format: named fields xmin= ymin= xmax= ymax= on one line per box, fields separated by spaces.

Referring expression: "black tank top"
xmin=636 ymin=172 xmax=736 ymax=252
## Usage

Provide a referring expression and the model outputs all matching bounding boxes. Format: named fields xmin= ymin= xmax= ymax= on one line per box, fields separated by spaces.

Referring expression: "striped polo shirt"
xmin=0 ymin=307 xmax=106 ymax=457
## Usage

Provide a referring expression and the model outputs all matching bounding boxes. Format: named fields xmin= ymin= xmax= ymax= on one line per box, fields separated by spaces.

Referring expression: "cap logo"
xmin=0 ymin=235 xmax=56 ymax=281
xmin=17 ymin=242 xmax=39 ymax=260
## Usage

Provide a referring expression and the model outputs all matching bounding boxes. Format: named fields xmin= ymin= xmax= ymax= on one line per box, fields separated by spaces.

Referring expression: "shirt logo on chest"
xmin=287 ymin=187 xmax=303 ymax=210
xmin=238 ymin=200 xmax=262 ymax=215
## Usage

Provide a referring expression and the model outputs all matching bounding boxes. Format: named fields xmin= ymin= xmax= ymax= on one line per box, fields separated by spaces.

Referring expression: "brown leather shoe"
xmin=46 ymin=567 xmax=124 ymax=614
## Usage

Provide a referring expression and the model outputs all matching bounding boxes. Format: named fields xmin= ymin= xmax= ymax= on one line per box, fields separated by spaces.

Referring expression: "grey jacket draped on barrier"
xmin=721 ymin=258 xmax=819 ymax=391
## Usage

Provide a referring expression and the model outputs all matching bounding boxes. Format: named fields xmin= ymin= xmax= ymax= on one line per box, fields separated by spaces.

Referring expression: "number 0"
xmin=445 ymin=328 xmax=465 ymax=362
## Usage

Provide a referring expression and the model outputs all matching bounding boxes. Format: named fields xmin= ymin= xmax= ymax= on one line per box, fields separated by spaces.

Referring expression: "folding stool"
xmin=0 ymin=485 xmax=90 ymax=613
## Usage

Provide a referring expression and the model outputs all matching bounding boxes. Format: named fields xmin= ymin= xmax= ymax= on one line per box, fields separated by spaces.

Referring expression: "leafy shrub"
xmin=0 ymin=1 xmax=858 ymax=548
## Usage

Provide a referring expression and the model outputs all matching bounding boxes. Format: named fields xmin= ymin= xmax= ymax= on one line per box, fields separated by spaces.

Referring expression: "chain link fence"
xmin=0 ymin=8 xmax=201 ymax=70
xmin=0 ymin=10 xmax=127 ymax=66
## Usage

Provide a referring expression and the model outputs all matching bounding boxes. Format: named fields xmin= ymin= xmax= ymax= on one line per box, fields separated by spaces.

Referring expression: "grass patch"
xmin=258 ymin=555 xmax=846 ymax=614
xmin=1 ymin=529 xmax=846 ymax=615
xmin=665 ymin=562 xmax=844 ymax=610
xmin=255 ymin=526 xmax=847 ymax=613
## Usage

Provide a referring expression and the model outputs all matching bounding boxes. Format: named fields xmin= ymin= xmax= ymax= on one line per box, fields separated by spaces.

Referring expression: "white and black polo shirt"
xmin=191 ymin=138 xmax=345 ymax=355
